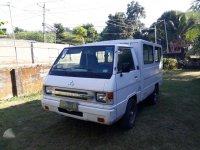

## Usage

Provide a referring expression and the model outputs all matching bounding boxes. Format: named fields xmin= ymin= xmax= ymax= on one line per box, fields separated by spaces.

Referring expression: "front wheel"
xmin=120 ymin=99 xmax=138 ymax=129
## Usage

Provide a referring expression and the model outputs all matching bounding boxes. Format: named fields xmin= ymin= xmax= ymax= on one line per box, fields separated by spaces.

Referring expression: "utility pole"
xmin=42 ymin=3 xmax=46 ymax=43
xmin=38 ymin=2 xmax=46 ymax=42
xmin=154 ymin=24 xmax=157 ymax=44
xmin=8 ymin=2 xmax=23 ymax=95
xmin=8 ymin=2 xmax=18 ymax=66
xmin=154 ymin=20 xmax=169 ymax=53
xmin=164 ymin=19 xmax=169 ymax=53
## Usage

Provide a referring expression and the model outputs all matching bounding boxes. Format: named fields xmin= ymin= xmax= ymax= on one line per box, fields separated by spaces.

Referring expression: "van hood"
xmin=44 ymin=75 xmax=116 ymax=92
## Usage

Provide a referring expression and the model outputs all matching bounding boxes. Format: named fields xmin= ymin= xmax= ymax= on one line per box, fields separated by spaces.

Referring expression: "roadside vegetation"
xmin=0 ymin=70 xmax=200 ymax=150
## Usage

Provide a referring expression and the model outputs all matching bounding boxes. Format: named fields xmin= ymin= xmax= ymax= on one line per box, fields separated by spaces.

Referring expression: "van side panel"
xmin=142 ymin=64 xmax=162 ymax=100
xmin=140 ymin=42 xmax=162 ymax=100
xmin=131 ymin=41 xmax=162 ymax=101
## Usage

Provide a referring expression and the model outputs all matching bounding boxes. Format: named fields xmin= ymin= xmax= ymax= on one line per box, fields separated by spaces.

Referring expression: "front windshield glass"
xmin=49 ymin=46 xmax=114 ymax=79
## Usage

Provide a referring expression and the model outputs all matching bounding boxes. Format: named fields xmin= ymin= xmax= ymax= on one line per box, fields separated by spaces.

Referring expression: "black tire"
xmin=120 ymin=99 xmax=138 ymax=130
xmin=149 ymin=85 xmax=159 ymax=105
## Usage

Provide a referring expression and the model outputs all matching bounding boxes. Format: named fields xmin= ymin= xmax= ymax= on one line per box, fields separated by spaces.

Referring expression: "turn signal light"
xmin=97 ymin=117 xmax=105 ymax=123
xmin=106 ymin=92 xmax=113 ymax=100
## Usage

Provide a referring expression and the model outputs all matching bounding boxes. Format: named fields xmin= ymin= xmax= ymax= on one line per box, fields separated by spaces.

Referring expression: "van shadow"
xmin=0 ymin=100 xmax=132 ymax=150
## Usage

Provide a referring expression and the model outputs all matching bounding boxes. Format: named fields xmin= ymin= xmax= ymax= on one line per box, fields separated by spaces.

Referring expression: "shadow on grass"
xmin=0 ymin=100 xmax=130 ymax=150
xmin=163 ymin=69 xmax=200 ymax=81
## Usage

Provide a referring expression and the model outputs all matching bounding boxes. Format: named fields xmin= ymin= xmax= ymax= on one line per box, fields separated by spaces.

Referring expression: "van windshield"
xmin=49 ymin=46 xmax=114 ymax=79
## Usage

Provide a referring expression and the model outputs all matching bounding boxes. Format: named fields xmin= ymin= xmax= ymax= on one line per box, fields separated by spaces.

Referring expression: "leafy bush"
xmin=178 ymin=58 xmax=200 ymax=69
xmin=15 ymin=31 xmax=56 ymax=43
xmin=163 ymin=58 xmax=178 ymax=70
xmin=62 ymin=32 xmax=84 ymax=45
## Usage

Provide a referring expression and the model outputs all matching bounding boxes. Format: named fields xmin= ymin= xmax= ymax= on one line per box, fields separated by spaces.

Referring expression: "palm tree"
xmin=150 ymin=11 xmax=195 ymax=53
xmin=191 ymin=0 xmax=200 ymax=11
xmin=169 ymin=12 xmax=195 ymax=49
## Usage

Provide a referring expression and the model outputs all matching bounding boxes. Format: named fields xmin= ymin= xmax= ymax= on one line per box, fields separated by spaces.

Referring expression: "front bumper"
xmin=42 ymin=98 xmax=117 ymax=125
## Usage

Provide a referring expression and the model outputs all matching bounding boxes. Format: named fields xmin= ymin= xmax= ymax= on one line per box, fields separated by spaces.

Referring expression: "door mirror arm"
xmin=117 ymin=70 xmax=123 ymax=77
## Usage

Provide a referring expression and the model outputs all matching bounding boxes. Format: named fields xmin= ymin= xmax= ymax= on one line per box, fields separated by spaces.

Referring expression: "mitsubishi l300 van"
xmin=42 ymin=39 xmax=163 ymax=129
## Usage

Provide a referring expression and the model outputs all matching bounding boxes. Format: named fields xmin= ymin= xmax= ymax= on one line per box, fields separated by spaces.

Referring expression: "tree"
xmin=50 ymin=23 xmax=98 ymax=44
xmin=188 ymin=2 xmax=200 ymax=55
xmin=72 ymin=26 xmax=87 ymax=43
xmin=147 ymin=11 xmax=195 ymax=53
xmin=54 ymin=23 xmax=65 ymax=43
xmin=62 ymin=32 xmax=83 ymax=45
xmin=186 ymin=12 xmax=200 ymax=41
xmin=126 ymin=1 xmax=145 ymax=37
xmin=82 ymin=24 xmax=98 ymax=43
xmin=101 ymin=1 xmax=145 ymax=40
xmin=14 ymin=27 xmax=25 ymax=33
xmin=101 ymin=12 xmax=127 ymax=40
xmin=72 ymin=26 xmax=87 ymax=37
xmin=0 ymin=21 xmax=7 ymax=35
xmin=191 ymin=0 xmax=200 ymax=10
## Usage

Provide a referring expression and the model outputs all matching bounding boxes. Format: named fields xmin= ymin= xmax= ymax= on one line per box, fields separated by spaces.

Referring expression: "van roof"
xmin=66 ymin=43 xmax=130 ymax=48
xmin=83 ymin=39 xmax=162 ymax=47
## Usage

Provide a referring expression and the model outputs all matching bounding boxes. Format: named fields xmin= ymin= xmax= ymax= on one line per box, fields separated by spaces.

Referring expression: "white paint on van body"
xmin=42 ymin=39 xmax=163 ymax=125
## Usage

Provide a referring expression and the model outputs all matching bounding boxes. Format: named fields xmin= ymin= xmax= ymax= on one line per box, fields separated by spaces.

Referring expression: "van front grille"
xmin=49 ymin=88 xmax=94 ymax=100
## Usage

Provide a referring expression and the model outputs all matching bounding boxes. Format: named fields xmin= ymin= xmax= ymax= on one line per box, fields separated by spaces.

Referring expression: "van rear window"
xmin=143 ymin=44 xmax=154 ymax=64
xmin=155 ymin=47 xmax=162 ymax=62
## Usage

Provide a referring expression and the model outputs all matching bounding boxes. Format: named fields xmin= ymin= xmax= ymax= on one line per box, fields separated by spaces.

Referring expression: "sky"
xmin=0 ymin=0 xmax=194 ymax=33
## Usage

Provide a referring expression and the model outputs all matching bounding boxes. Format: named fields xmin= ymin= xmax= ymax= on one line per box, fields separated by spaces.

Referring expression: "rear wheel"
xmin=120 ymin=99 xmax=138 ymax=129
xmin=149 ymin=85 xmax=159 ymax=105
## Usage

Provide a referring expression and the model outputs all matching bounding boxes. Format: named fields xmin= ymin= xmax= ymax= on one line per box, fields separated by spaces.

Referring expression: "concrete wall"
xmin=0 ymin=39 xmax=70 ymax=66
xmin=0 ymin=68 xmax=13 ymax=99
xmin=0 ymin=64 xmax=51 ymax=100
xmin=0 ymin=39 xmax=72 ymax=99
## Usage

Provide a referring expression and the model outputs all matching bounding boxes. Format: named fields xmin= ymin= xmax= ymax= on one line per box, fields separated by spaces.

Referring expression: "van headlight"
xmin=96 ymin=92 xmax=113 ymax=104
xmin=45 ymin=86 xmax=53 ymax=94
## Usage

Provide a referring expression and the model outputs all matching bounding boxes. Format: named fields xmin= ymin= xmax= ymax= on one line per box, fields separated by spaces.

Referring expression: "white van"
xmin=42 ymin=39 xmax=163 ymax=129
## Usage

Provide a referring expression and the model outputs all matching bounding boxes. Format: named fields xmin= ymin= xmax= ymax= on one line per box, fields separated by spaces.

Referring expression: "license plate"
xmin=59 ymin=100 xmax=78 ymax=111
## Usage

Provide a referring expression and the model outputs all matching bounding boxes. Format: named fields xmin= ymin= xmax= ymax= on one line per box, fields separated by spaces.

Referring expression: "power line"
xmin=12 ymin=6 xmax=41 ymax=15
xmin=14 ymin=15 xmax=42 ymax=23
xmin=1 ymin=1 xmax=137 ymax=34
xmin=2 ymin=4 xmax=42 ymax=23
xmin=1 ymin=2 xmax=113 ymax=32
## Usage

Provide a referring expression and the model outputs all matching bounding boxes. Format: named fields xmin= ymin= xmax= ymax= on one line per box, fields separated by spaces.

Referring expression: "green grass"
xmin=0 ymin=70 xmax=200 ymax=150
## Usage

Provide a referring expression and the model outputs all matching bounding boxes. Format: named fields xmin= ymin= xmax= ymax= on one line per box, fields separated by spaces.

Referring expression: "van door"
xmin=115 ymin=47 xmax=140 ymax=117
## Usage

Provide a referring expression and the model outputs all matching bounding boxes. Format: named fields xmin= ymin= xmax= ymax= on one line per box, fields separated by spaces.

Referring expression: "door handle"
xmin=135 ymin=76 xmax=138 ymax=79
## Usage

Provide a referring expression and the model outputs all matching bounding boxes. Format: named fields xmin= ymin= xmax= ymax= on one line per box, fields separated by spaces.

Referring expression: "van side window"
xmin=155 ymin=47 xmax=161 ymax=62
xmin=143 ymin=44 xmax=154 ymax=64
xmin=117 ymin=47 xmax=135 ymax=72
